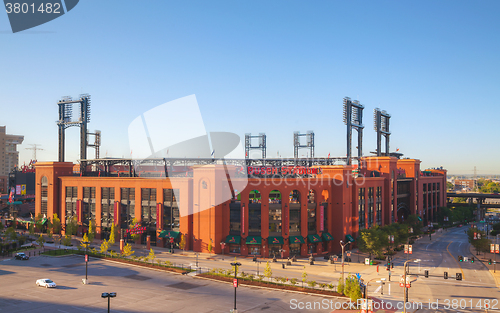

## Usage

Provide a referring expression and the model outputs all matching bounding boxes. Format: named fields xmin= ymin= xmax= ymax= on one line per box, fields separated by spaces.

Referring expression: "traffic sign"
xmin=399 ymin=275 xmax=411 ymax=288
xmin=409 ymin=245 xmax=413 ymax=254
xmin=333 ymin=257 xmax=338 ymax=262
xmin=85 ymin=254 xmax=88 ymax=262
xmin=347 ymin=252 xmax=351 ymax=256
xmin=233 ymin=278 xmax=238 ymax=288
xmin=496 ymin=244 xmax=500 ymax=254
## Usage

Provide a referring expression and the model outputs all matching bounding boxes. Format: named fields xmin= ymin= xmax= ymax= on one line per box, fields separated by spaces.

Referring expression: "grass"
xmin=41 ymin=249 xmax=78 ymax=256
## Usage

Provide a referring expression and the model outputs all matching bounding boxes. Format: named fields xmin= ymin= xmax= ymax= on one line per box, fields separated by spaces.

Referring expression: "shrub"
xmin=290 ymin=278 xmax=298 ymax=286
xmin=307 ymin=280 xmax=317 ymax=288
xmin=327 ymin=283 xmax=335 ymax=290
xmin=337 ymin=278 xmax=345 ymax=295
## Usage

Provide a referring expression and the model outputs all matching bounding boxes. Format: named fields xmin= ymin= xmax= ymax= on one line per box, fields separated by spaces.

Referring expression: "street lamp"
xmin=82 ymin=240 xmax=90 ymax=284
xmin=220 ymin=242 xmax=225 ymax=260
xmin=230 ymin=262 xmax=242 ymax=313
xmin=339 ymin=240 xmax=349 ymax=284
xmin=403 ymin=259 xmax=420 ymax=313
xmin=101 ymin=292 xmax=116 ymax=313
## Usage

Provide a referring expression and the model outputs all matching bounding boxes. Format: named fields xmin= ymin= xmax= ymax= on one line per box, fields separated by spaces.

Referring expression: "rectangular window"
xmin=163 ymin=189 xmax=179 ymax=231
xmin=82 ymin=187 xmax=95 ymax=226
xmin=376 ymin=187 xmax=382 ymax=226
xmin=141 ymin=188 xmax=157 ymax=228
xmin=119 ymin=187 xmax=134 ymax=229
xmin=289 ymin=203 xmax=301 ymax=235
xmin=358 ymin=188 xmax=365 ymax=229
xmin=368 ymin=187 xmax=374 ymax=228
xmin=248 ymin=203 xmax=261 ymax=235
xmin=268 ymin=203 xmax=282 ymax=235
xmin=65 ymin=186 xmax=78 ymax=224
xmin=101 ymin=187 xmax=115 ymax=228
xmin=229 ymin=202 xmax=241 ymax=235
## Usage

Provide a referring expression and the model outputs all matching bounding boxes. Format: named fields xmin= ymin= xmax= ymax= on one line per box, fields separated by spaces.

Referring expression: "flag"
xmin=211 ymin=150 xmax=215 ymax=157
xmin=396 ymin=148 xmax=400 ymax=151
xmin=8 ymin=188 xmax=13 ymax=203
xmin=327 ymin=153 xmax=330 ymax=159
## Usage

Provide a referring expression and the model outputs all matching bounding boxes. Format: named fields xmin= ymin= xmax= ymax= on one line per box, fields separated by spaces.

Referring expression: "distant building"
xmin=455 ymin=179 xmax=474 ymax=191
xmin=0 ymin=126 xmax=24 ymax=177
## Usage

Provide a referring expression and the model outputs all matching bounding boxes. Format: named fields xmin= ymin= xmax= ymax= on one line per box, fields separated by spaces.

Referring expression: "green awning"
xmin=268 ymin=236 xmax=284 ymax=245
xmin=307 ymin=234 xmax=322 ymax=243
xmin=289 ymin=236 xmax=305 ymax=244
xmin=7 ymin=201 xmax=23 ymax=205
xmin=346 ymin=234 xmax=355 ymax=242
xmin=417 ymin=216 xmax=422 ymax=221
xmin=41 ymin=218 xmax=48 ymax=225
xmin=245 ymin=236 xmax=262 ymax=245
xmin=321 ymin=232 xmax=334 ymax=241
xmin=225 ymin=235 xmax=241 ymax=244
xmin=159 ymin=230 xmax=180 ymax=239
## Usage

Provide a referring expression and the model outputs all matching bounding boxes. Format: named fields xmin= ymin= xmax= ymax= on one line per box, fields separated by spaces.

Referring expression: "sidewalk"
xmin=469 ymin=243 xmax=500 ymax=288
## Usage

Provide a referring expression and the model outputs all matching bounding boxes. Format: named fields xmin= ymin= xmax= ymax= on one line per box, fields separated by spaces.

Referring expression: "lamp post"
xmin=230 ymin=262 xmax=241 ymax=313
xmin=101 ymin=292 xmax=116 ymax=313
xmin=340 ymin=240 xmax=349 ymax=284
xmin=403 ymin=259 xmax=420 ymax=313
xmin=220 ymin=242 xmax=225 ymax=260
xmin=495 ymin=234 xmax=498 ymax=273
xmin=82 ymin=240 xmax=90 ymax=284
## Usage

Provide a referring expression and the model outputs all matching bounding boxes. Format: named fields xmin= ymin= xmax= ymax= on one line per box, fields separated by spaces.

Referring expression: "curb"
xmin=193 ymin=274 xmax=351 ymax=301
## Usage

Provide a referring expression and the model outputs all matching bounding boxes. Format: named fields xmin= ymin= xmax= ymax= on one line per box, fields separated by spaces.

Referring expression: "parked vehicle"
xmin=15 ymin=252 xmax=29 ymax=260
xmin=36 ymin=279 xmax=57 ymax=288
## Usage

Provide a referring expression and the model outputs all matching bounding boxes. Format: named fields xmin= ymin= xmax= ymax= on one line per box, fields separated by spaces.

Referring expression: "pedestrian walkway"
xmin=469 ymin=243 xmax=500 ymax=288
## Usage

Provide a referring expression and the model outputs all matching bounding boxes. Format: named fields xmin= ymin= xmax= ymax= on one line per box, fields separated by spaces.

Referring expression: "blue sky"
xmin=1 ymin=1 xmax=499 ymax=174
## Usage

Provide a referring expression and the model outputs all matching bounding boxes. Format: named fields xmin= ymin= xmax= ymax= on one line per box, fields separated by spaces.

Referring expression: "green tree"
xmin=337 ymin=277 xmax=344 ymax=295
xmin=28 ymin=222 xmax=35 ymax=235
xmin=34 ymin=213 xmax=44 ymax=232
xmin=52 ymin=214 xmax=62 ymax=234
xmin=452 ymin=197 xmax=467 ymax=204
xmin=109 ymin=223 xmax=116 ymax=245
xmin=345 ymin=275 xmax=362 ymax=302
xmin=121 ymin=243 xmax=134 ymax=257
xmin=467 ymin=227 xmax=491 ymax=253
xmin=36 ymin=234 xmax=45 ymax=248
xmin=447 ymin=181 xmax=454 ymax=191
xmin=62 ymin=235 xmax=72 ymax=246
xmin=231 ymin=257 xmax=239 ymax=276
xmin=5 ymin=227 xmax=17 ymax=241
xmin=46 ymin=219 xmax=53 ymax=238
xmin=358 ymin=226 xmax=387 ymax=259
xmin=66 ymin=216 xmax=78 ymax=236
xmin=264 ymin=261 xmax=272 ymax=282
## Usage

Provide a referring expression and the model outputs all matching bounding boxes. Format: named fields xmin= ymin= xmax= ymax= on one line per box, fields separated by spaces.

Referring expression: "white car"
xmin=36 ymin=278 xmax=57 ymax=288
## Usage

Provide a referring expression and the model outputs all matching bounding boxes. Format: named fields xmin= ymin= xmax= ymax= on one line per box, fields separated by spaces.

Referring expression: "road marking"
xmin=447 ymin=241 xmax=465 ymax=279
xmin=388 ymin=282 xmax=390 ymax=295
xmin=374 ymin=286 xmax=381 ymax=293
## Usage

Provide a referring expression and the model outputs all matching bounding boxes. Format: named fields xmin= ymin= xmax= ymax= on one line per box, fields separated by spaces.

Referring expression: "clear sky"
xmin=1 ymin=1 xmax=499 ymax=174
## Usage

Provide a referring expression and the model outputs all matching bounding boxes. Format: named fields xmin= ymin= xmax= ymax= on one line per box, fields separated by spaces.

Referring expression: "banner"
xmin=320 ymin=205 xmax=324 ymax=231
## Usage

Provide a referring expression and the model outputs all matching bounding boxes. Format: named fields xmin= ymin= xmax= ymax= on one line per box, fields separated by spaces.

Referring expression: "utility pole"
xmin=25 ymin=144 xmax=44 ymax=161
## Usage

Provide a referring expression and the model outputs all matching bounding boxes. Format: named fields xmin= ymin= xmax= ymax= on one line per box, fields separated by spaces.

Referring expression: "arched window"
xmin=40 ymin=177 xmax=48 ymax=217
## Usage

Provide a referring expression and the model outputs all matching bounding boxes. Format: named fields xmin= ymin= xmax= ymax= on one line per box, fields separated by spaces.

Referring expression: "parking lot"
xmin=0 ymin=254 xmax=340 ymax=312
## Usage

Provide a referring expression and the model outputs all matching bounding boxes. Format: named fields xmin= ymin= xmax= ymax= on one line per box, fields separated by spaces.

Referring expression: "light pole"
xmin=340 ymin=240 xmax=349 ymax=284
xmin=230 ymin=262 xmax=241 ymax=313
xmin=82 ymin=240 xmax=90 ymax=284
xmin=403 ymin=259 xmax=420 ymax=313
xmin=101 ymin=292 xmax=116 ymax=313
xmin=195 ymin=252 xmax=199 ymax=267
xmin=495 ymin=234 xmax=498 ymax=273
xmin=220 ymin=242 xmax=225 ymax=260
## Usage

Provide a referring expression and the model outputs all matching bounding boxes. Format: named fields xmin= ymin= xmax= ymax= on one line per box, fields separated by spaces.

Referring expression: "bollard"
xmin=282 ymin=264 xmax=285 ymax=269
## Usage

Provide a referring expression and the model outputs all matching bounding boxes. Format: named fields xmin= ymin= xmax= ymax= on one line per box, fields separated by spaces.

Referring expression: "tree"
xmin=468 ymin=227 xmax=491 ymax=253
xmin=5 ymin=227 xmax=17 ymax=241
xmin=264 ymin=261 xmax=272 ymax=282
xmin=301 ymin=266 xmax=307 ymax=287
xmin=36 ymin=234 xmax=45 ymax=248
xmin=345 ymin=274 xmax=362 ymax=302
xmin=88 ymin=219 xmax=96 ymax=242
xmin=109 ymin=223 xmax=116 ymax=245
xmin=148 ymin=248 xmax=156 ymax=264
xmin=80 ymin=233 xmax=90 ymax=250
xmin=404 ymin=214 xmax=423 ymax=236
xmin=28 ymin=222 xmax=35 ymax=235
xmin=357 ymin=226 xmax=387 ymax=259
xmin=100 ymin=239 xmax=110 ymax=255
xmin=337 ymin=277 xmax=344 ymax=295
xmin=35 ymin=213 xmax=44 ymax=232
xmin=179 ymin=234 xmax=186 ymax=251
xmin=66 ymin=216 xmax=78 ymax=237
xmin=447 ymin=181 xmax=454 ymax=191
xmin=121 ymin=243 xmax=134 ymax=257
xmin=62 ymin=235 xmax=72 ymax=246
xmin=52 ymin=214 xmax=61 ymax=234
xmin=208 ymin=239 xmax=213 ymax=254
xmin=129 ymin=218 xmax=141 ymax=242
xmin=46 ymin=219 xmax=53 ymax=239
